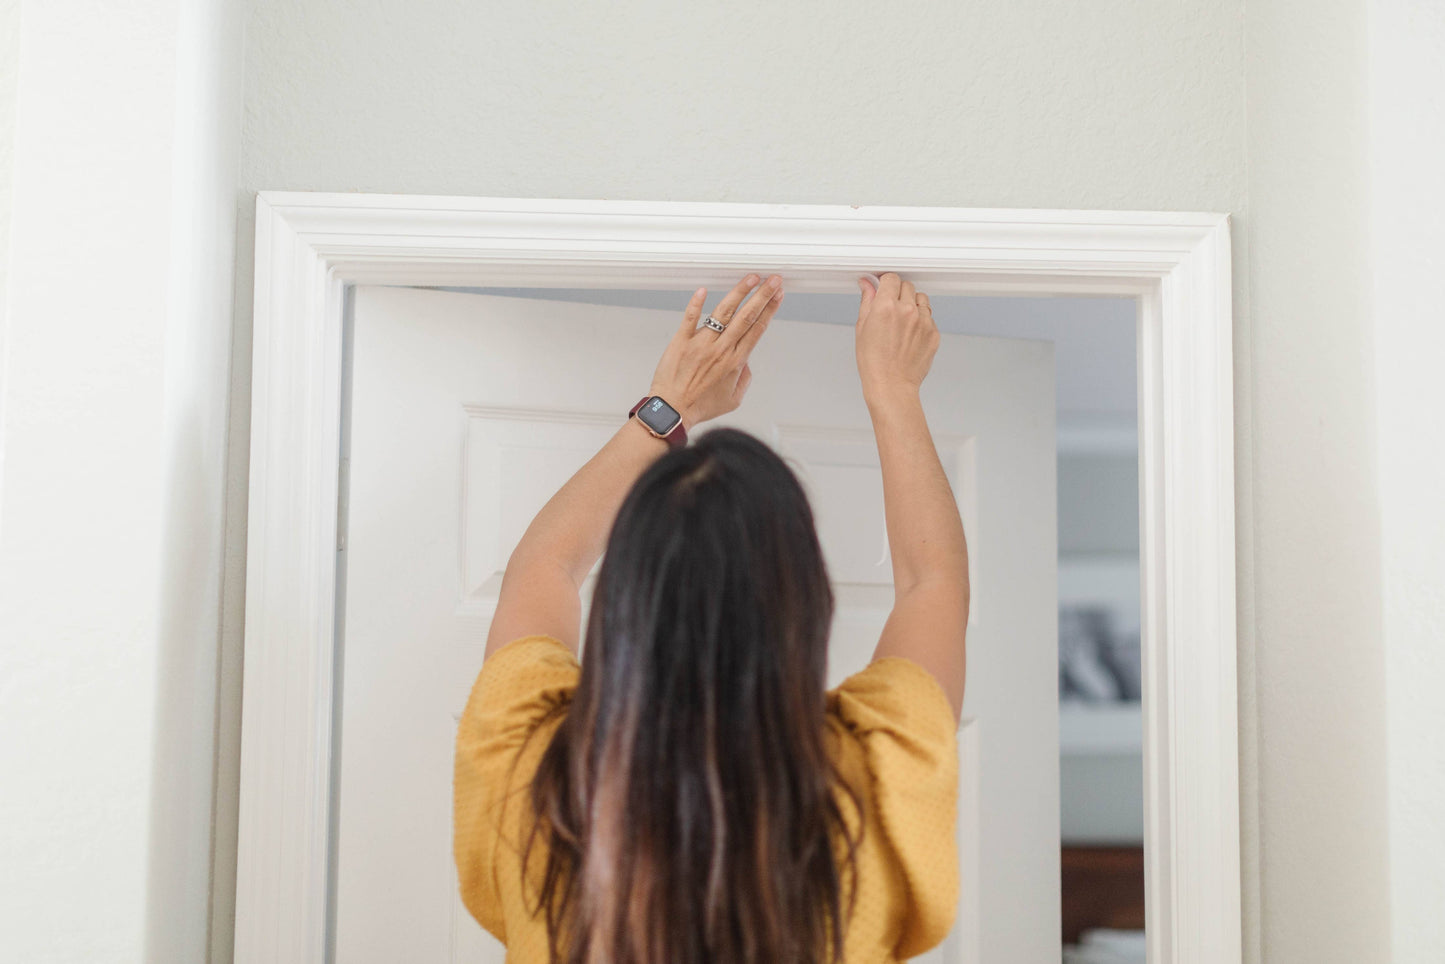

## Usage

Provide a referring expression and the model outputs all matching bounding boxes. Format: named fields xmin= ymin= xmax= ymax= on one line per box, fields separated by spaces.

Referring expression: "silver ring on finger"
xmin=701 ymin=314 xmax=727 ymax=333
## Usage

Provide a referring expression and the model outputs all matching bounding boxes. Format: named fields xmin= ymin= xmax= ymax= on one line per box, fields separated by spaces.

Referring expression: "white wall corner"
xmin=1367 ymin=1 xmax=1445 ymax=958
xmin=0 ymin=1 xmax=245 ymax=962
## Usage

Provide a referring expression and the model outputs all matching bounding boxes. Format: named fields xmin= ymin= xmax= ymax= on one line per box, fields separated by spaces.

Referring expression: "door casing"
xmin=236 ymin=193 xmax=1239 ymax=964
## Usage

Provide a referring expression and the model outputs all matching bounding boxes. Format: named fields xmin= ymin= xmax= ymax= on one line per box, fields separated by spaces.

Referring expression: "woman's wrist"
xmin=863 ymin=382 xmax=923 ymax=418
xmin=648 ymin=386 xmax=702 ymax=430
xmin=627 ymin=411 xmax=674 ymax=449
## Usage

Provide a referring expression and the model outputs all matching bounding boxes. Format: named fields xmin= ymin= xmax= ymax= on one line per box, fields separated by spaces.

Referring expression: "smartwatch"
xmin=629 ymin=395 xmax=688 ymax=449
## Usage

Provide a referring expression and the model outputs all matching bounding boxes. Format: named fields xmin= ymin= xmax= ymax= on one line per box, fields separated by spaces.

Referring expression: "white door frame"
xmin=236 ymin=193 xmax=1239 ymax=964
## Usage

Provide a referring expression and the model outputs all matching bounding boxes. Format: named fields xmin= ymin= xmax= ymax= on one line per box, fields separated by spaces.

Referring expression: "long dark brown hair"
xmin=522 ymin=427 xmax=863 ymax=964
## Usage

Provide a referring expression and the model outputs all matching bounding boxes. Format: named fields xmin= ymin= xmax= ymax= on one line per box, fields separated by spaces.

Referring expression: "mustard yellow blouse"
xmin=453 ymin=635 xmax=960 ymax=963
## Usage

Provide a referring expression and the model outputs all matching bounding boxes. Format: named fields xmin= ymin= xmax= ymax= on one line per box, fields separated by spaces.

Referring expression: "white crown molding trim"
xmin=236 ymin=192 xmax=1239 ymax=964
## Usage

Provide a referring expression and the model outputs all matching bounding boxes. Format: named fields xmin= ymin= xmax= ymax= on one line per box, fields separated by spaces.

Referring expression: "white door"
xmin=336 ymin=285 xmax=1059 ymax=963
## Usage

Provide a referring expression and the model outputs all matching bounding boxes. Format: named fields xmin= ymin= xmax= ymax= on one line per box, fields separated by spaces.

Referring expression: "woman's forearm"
xmin=483 ymin=273 xmax=783 ymax=658
xmin=484 ymin=416 xmax=668 ymax=655
xmin=867 ymin=387 xmax=970 ymax=595
xmin=507 ymin=417 xmax=669 ymax=587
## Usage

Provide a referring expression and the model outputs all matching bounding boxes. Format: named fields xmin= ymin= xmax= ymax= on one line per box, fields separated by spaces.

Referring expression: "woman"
xmin=454 ymin=272 xmax=968 ymax=964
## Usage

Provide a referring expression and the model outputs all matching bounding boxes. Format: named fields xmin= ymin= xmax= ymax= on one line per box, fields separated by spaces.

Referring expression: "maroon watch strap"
xmin=629 ymin=395 xmax=688 ymax=449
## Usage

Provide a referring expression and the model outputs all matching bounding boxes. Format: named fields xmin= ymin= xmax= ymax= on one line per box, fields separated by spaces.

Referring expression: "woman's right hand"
xmin=854 ymin=272 xmax=940 ymax=403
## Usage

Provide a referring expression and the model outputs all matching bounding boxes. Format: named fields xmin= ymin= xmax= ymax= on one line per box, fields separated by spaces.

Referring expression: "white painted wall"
xmin=5 ymin=0 xmax=1441 ymax=961
xmin=1368 ymin=3 xmax=1445 ymax=960
xmin=1243 ymin=2 xmax=1394 ymax=958
xmin=0 ymin=1 xmax=244 ymax=961
xmin=0 ymin=0 xmax=20 ymax=497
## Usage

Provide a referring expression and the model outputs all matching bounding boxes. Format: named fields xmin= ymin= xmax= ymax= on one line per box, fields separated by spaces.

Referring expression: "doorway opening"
xmin=233 ymin=193 xmax=1238 ymax=964
xmin=329 ymin=281 xmax=1143 ymax=963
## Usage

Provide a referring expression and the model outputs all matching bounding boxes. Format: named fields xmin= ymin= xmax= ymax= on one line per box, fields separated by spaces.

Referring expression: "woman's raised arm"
xmin=482 ymin=273 xmax=784 ymax=659
xmin=856 ymin=273 xmax=970 ymax=720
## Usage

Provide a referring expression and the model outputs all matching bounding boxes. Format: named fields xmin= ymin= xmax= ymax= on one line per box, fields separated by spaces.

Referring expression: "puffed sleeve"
xmin=453 ymin=634 xmax=581 ymax=941
xmin=830 ymin=656 xmax=960 ymax=959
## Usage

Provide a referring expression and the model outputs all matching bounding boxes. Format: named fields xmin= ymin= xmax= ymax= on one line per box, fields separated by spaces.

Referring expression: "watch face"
xmin=638 ymin=396 xmax=681 ymax=435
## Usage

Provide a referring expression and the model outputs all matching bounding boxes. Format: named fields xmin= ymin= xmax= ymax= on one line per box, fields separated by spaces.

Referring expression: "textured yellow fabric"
xmin=454 ymin=635 xmax=960 ymax=963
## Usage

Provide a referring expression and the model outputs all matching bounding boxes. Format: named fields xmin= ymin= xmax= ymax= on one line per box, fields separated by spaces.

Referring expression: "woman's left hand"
xmin=648 ymin=273 xmax=784 ymax=428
